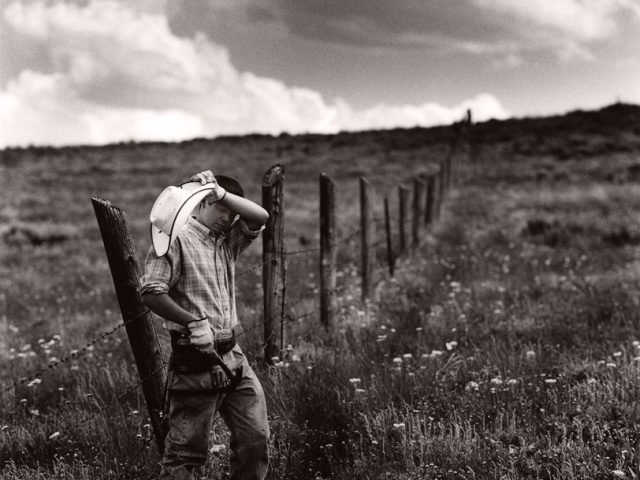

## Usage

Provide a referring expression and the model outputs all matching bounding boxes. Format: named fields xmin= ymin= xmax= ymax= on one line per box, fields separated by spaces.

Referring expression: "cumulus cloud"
xmin=0 ymin=0 xmax=508 ymax=147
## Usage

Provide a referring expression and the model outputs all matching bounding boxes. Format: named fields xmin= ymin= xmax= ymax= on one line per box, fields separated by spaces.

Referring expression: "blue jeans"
xmin=159 ymin=345 xmax=269 ymax=480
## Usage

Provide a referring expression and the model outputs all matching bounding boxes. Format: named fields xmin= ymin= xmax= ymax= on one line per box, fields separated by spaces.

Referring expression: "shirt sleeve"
xmin=225 ymin=218 xmax=264 ymax=260
xmin=139 ymin=241 xmax=182 ymax=296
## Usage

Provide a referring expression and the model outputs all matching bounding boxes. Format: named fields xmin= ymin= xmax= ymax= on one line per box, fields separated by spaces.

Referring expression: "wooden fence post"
xmin=384 ymin=198 xmax=395 ymax=276
xmin=360 ymin=178 xmax=374 ymax=301
xmin=262 ymin=165 xmax=284 ymax=363
xmin=412 ymin=179 xmax=424 ymax=250
xmin=319 ymin=174 xmax=337 ymax=328
xmin=424 ymin=174 xmax=436 ymax=226
xmin=398 ymin=185 xmax=409 ymax=256
xmin=91 ymin=198 xmax=168 ymax=454
xmin=437 ymin=162 xmax=445 ymax=216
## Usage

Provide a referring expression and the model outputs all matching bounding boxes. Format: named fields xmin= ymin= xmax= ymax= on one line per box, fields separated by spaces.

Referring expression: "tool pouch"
xmin=170 ymin=329 xmax=236 ymax=374
xmin=168 ymin=330 xmax=242 ymax=393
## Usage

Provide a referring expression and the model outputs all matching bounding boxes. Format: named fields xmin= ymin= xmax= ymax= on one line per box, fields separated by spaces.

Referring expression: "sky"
xmin=1 ymin=0 xmax=639 ymax=148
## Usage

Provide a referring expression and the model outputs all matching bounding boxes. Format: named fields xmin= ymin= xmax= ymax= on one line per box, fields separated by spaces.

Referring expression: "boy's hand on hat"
xmin=187 ymin=318 xmax=214 ymax=346
xmin=190 ymin=170 xmax=227 ymax=202
xmin=191 ymin=170 xmax=215 ymax=184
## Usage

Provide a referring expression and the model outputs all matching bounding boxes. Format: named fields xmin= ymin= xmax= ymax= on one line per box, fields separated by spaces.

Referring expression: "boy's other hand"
xmin=188 ymin=318 xmax=214 ymax=346
xmin=211 ymin=365 xmax=230 ymax=388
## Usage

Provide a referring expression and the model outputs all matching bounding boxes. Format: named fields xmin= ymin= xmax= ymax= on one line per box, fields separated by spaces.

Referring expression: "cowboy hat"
xmin=150 ymin=181 xmax=215 ymax=256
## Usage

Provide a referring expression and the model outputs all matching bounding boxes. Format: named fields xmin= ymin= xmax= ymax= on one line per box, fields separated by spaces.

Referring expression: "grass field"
xmin=1 ymin=103 xmax=640 ymax=479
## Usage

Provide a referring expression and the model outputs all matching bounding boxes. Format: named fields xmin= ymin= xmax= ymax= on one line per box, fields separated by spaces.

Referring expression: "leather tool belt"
xmin=170 ymin=328 xmax=237 ymax=374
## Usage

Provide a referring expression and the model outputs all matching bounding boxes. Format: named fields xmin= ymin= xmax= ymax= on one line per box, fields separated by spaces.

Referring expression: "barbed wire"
xmin=61 ymin=359 xmax=168 ymax=441
xmin=2 ymin=309 xmax=151 ymax=396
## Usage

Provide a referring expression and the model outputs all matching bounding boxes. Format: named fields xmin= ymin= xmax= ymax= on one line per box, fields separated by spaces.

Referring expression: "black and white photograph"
xmin=1 ymin=1 xmax=640 ymax=478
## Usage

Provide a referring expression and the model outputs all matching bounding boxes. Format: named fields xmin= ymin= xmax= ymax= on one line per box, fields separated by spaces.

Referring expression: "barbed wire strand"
xmin=2 ymin=309 xmax=151 ymax=396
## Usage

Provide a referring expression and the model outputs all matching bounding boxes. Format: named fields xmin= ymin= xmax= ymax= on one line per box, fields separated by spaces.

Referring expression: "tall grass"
xmin=2 ymin=107 xmax=640 ymax=478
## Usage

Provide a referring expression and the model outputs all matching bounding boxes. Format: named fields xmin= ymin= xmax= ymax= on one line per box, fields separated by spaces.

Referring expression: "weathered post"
xmin=262 ymin=164 xmax=285 ymax=363
xmin=412 ymin=178 xmax=424 ymax=250
xmin=424 ymin=174 xmax=436 ymax=226
xmin=384 ymin=197 xmax=395 ymax=276
xmin=91 ymin=198 xmax=168 ymax=454
xmin=398 ymin=185 xmax=409 ymax=256
xmin=319 ymin=174 xmax=337 ymax=328
xmin=437 ymin=161 xmax=445 ymax=215
xmin=360 ymin=178 xmax=374 ymax=301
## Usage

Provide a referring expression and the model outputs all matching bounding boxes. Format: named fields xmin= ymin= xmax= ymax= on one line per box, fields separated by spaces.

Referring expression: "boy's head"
xmin=214 ymin=175 xmax=244 ymax=198
xmin=197 ymin=175 xmax=244 ymax=232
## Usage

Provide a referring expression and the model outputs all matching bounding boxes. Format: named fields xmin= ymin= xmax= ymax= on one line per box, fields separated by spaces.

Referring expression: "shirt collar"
xmin=187 ymin=217 xmax=228 ymax=241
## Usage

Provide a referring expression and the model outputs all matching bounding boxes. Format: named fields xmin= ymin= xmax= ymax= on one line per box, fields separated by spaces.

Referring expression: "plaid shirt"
xmin=140 ymin=217 xmax=261 ymax=332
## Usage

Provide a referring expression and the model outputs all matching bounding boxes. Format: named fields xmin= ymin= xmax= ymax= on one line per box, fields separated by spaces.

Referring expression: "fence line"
xmin=2 ymin=110 xmax=472 ymax=460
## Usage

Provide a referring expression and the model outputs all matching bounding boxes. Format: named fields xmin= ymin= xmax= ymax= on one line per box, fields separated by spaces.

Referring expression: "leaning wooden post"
xmin=262 ymin=164 xmax=285 ymax=364
xmin=424 ymin=174 xmax=436 ymax=226
xmin=412 ymin=179 xmax=424 ymax=250
xmin=91 ymin=198 xmax=168 ymax=454
xmin=360 ymin=178 xmax=374 ymax=301
xmin=384 ymin=197 xmax=395 ymax=276
xmin=398 ymin=185 xmax=409 ymax=256
xmin=319 ymin=174 xmax=337 ymax=328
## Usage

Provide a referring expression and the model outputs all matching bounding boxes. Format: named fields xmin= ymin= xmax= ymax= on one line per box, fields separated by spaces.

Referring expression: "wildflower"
xmin=613 ymin=351 xmax=622 ymax=358
xmin=633 ymin=340 xmax=640 ymax=348
xmin=606 ymin=363 xmax=617 ymax=368
xmin=291 ymin=354 xmax=301 ymax=362
xmin=392 ymin=357 xmax=402 ymax=365
xmin=416 ymin=327 xmax=423 ymax=332
xmin=27 ymin=378 xmax=42 ymax=388
xmin=376 ymin=335 xmax=387 ymax=342
xmin=445 ymin=341 xmax=458 ymax=351
xmin=29 ymin=409 xmax=40 ymax=416
xmin=286 ymin=344 xmax=293 ymax=352
xmin=544 ymin=379 xmax=557 ymax=384
xmin=507 ymin=379 xmax=518 ymax=385
xmin=271 ymin=356 xmax=280 ymax=363
xmin=431 ymin=350 xmax=443 ymax=357
xmin=402 ymin=353 xmax=413 ymax=360
xmin=587 ymin=378 xmax=597 ymax=384
xmin=48 ymin=432 xmax=61 ymax=440
xmin=210 ymin=444 xmax=226 ymax=454
xmin=525 ymin=350 xmax=536 ymax=360
xmin=349 ymin=378 xmax=362 ymax=385
xmin=131 ymin=410 xmax=139 ymax=415
xmin=612 ymin=470 xmax=626 ymax=478
xmin=392 ymin=423 xmax=405 ymax=430
xmin=490 ymin=378 xmax=503 ymax=385
xmin=143 ymin=424 xmax=151 ymax=429
xmin=465 ymin=381 xmax=479 ymax=391
xmin=354 ymin=388 xmax=366 ymax=395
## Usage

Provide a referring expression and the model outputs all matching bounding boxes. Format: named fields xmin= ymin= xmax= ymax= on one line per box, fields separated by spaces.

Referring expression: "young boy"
xmin=140 ymin=170 xmax=270 ymax=480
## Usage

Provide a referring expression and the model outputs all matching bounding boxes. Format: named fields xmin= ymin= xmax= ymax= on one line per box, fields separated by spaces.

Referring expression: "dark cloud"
xmin=167 ymin=0 xmax=516 ymax=51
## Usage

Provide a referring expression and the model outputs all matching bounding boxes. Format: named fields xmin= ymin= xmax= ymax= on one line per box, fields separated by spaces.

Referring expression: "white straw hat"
xmin=149 ymin=181 xmax=215 ymax=256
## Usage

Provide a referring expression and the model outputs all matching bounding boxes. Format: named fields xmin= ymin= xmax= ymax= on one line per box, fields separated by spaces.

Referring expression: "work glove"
xmin=190 ymin=170 xmax=226 ymax=202
xmin=211 ymin=365 xmax=231 ymax=388
xmin=187 ymin=318 xmax=214 ymax=347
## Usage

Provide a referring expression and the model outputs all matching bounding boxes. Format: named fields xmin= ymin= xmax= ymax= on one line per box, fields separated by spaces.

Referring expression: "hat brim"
xmin=151 ymin=183 xmax=216 ymax=256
